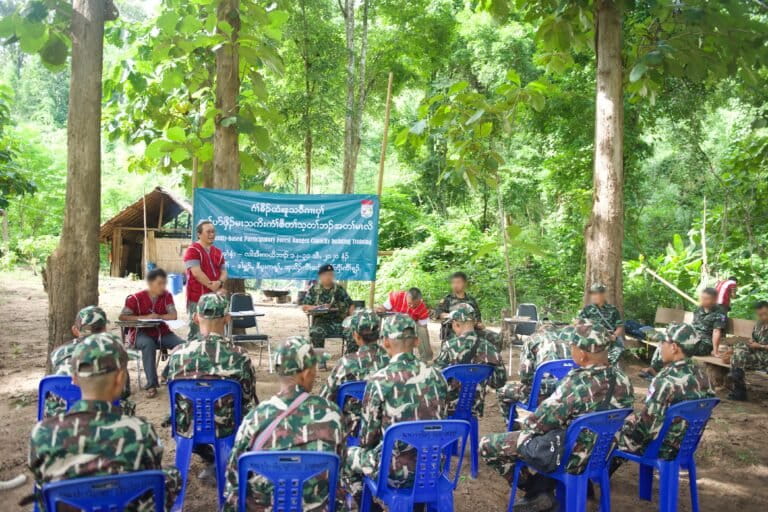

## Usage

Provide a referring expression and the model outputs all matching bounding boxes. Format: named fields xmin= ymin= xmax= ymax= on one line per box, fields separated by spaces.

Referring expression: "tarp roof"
xmin=99 ymin=187 xmax=191 ymax=242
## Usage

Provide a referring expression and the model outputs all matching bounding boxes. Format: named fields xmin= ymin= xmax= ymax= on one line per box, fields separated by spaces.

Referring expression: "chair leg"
xmin=172 ymin=436 xmax=194 ymax=512
xmin=599 ymin=471 xmax=611 ymax=512
xmin=507 ymin=406 xmax=517 ymax=432
xmin=267 ymin=341 xmax=273 ymax=374
xmin=563 ymin=474 xmax=588 ymax=512
xmin=214 ymin=437 xmax=233 ymax=506
xmin=658 ymin=462 xmax=680 ymax=512
xmin=507 ymin=463 xmax=522 ymax=512
xmin=638 ymin=463 xmax=654 ymax=501
xmin=360 ymin=481 xmax=373 ymax=512
xmin=687 ymin=460 xmax=699 ymax=512
xmin=470 ymin=417 xmax=479 ymax=479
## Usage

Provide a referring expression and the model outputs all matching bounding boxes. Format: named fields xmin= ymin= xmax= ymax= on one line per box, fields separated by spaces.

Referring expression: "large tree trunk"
xmin=45 ymin=0 xmax=114 ymax=370
xmin=584 ymin=0 xmax=624 ymax=309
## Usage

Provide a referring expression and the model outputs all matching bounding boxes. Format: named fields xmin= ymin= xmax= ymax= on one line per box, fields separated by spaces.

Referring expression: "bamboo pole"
xmin=701 ymin=197 xmax=708 ymax=286
xmin=368 ymin=71 xmax=394 ymax=308
xmin=643 ymin=267 xmax=698 ymax=306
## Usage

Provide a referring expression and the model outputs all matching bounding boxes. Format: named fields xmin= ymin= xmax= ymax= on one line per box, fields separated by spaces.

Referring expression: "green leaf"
xmin=506 ymin=223 xmax=522 ymax=240
xmin=629 ymin=62 xmax=647 ymax=83
xmin=194 ymin=142 xmax=214 ymax=162
xmin=220 ymin=116 xmax=237 ymax=127
xmin=166 ymin=126 xmax=186 ymax=142
xmin=506 ymin=70 xmax=521 ymax=86
xmin=395 ymin=127 xmax=410 ymax=146
xmin=449 ymin=81 xmax=469 ymax=95
xmin=170 ymin=147 xmax=190 ymax=163
xmin=160 ymin=70 xmax=184 ymax=92
xmin=465 ymin=109 xmax=485 ymax=125
xmin=249 ymin=72 xmax=268 ymax=99
xmin=252 ymin=126 xmax=270 ymax=151
xmin=146 ymin=139 xmax=171 ymax=159
xmin=180 ymin=15 xmax=202 ymax=35
xmin=157 ymin=12 xmax=177 ymax=33
xmin=200 ymin=118 xmax=215 ymax=138
xmin=479 ymin=122 xmax=493 ymax=137
xmin=0 ymin=15 xmax=17 ymax=38
xmin=39 ymin=33 xmax=68 ymax=68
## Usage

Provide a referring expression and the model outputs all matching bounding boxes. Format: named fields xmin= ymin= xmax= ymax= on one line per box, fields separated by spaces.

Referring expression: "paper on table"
xmin=230 ymin=310 xmax=262 ymax=317
xmin=164 ymin=319 xmax=186 ymax=329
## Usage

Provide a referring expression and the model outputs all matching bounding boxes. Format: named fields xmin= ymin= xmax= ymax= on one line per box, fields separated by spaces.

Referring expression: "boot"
xmin=727 ymin=368 xmax=748 ymax=401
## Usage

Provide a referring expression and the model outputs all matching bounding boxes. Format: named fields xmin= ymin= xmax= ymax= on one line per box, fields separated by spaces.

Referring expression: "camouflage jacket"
xmin=692 ymin=306 xmax=727 ymax=343
xmin=619 ymin=358 xmax=714 ymax=459
xmin=49 ymin=338 xmax=81 ymax=373
xmin=433 ymin=330 xmax=507 ymax=416
xmin=29 ymin=400 xmax=180 ymax=511
xmin=432 ymin=293 xmax=482 ymax=322
xmin=301 ymin=283 xmax=352 ymax=324
xmin=163 ymin=333 xmax=258 ymax=438
xmin=221 ymin=385 xmax=343 ymax=512
xmin=579 ymin=303 xmax=623 ymax=332
xmin=519 ymin=364 xmax=634 ymax=473
xmin=518 ymin=330 xmax=564 ymax=385
xmin=752 ymin=321 xmax=768 ymax=345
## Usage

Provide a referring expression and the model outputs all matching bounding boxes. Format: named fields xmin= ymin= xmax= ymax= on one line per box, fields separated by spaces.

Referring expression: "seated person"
xmin=579 ymin=283 xmax=625 ymax=365
xmin=640 ymin=288 xmax=727 ymax=380
xmin=727 ymin=300 xmax=768 ymax=401
xmin=618 ymin=322 xmax=714 ymax=458
xmin=433 ymin=303 xmax=507 ymax=416
xmin=481 ymin=327 xmax=634 ymax=512
xmin=496 ymin=322 xmax=570 ymax=420
xmin=376 ymin=287 xmax=432 ymax=361
xmin=300 ymin=264 xmax=355 ymax=352
xmin=119 ymin=268 xmax=185 ymax=397
xmin=320 ymin=309 xmax=389 ymax=435
xmin=433 ymin=271 xmax=483 ymax=342
xmin=221 ymin=336 xmax=344 ymax=512
xmin=345 ymin=314 xmax=449 ymax=503
xmin=46 ymin=305 xmax=135 ymax=417
xmin=163 ymin=293 xmax=258 ymax=484
xmin=26 ymin=333 xmax=180 ymax=511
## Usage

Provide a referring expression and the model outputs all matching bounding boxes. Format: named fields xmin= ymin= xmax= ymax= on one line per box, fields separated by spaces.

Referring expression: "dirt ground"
xmin=0 ymin=269 xmax=767 ymax=511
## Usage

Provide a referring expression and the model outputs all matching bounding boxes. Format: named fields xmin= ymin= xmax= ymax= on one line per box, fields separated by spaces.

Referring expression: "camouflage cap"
xmin=557 ymin=325 xmax=578 ymax=342
xmin=570 ymin=327 xmax=609 ymax=353
xmin=71 ymin=332 xmax=127 ymax=377
xmin=274 ymin=336 xmax=317 ymax=376
xmin=381 ymin=313 xmax=417 ymax=340
xmin=447 ymin=303 xmax=477 ymax=322
xmin=196 ymin=293 xmax=229 ymax=319
xmin=74 ymin=306 xmax=108 ymax=333
xmin=342 ymin=309 xmax=381 ymax=333
xmin=666 ymin=322 xmax=700 ymax=356
xmin=589 ymin=283 xmax=607 ymax=293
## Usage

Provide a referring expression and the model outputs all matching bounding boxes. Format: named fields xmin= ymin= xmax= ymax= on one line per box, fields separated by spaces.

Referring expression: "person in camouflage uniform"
xmin=618 ymin=322 xmax=714 ymax=458
xmin=163 ymin=293 xmax=258 ymax=482
xmin=45 ymin=306 xmax=135 ymax=417
xmin=480 ymin=326 xmax=634 ymax=512
xmin=579 ymin=283 xmax=625 ymax=365
xmin=320 ymin=309 xmax=389 ymax=435
xmin=496 ymin=322 xmax=570 ymax=420
xmin=727 ymin=300 xmax=768 ymax=401
xmin=222 ymin=336 xmax=344 ymax=512
xmin=345 ymin=313 xmax=449 ymax=502
xmin=26 ymin=333 xmax=180 ymax=512
xmin=433 ymin=303 xmax=507 ymax=417
xmin=301 ymin=264 xmax=354 ymax=351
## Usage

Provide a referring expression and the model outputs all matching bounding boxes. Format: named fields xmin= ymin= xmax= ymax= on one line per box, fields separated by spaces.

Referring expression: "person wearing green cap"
xmin=222 ymin=336 xmax=344 ymax=512
xmin=480 ymin=325 xmax=634 ymax=512
xmin=578 ymin=283 xmax=625 ymax=365
xmin=164 ymin=293 xmax=258 ymax=484
xmin=344 ymin=313 xmax=448 ymax=503
xmin=26 ymin=333 xmax=181 ymax=511
xmin=728 ymin=300 xmax=768 ymax=401
xmin=433 ymin=303 xmax=507 ymax=416
xmin=617 ymin=322 xmax=714 ymax=458
xmin=300 ymin=264 xmax=355 ymax=351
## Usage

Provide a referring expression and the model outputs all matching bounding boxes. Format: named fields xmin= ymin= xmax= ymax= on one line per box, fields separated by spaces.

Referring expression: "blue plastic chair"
xmin=168 ymin=378 xmax=243 ymax=511
xmin=335 ymin=380 xmax=367 ymax=447
xmin=507 ymin=408 xmax=632 ymax=512
xmin=507 ymin=359 xmax=576 ymax=431
xmin=612 ymin=398 xmax=720 ymax=512
xmin=37 ymin=375 xmax=82 ymax=421
xmin=237 ymin=451 xmax=340 ymax=512
xmin=41 ymin=471 xmax=165 ymax=512
xmin=441 ymin=364 xmax=494 ymax=478
xmin=361 ymin=419 xmax=471 ymax=512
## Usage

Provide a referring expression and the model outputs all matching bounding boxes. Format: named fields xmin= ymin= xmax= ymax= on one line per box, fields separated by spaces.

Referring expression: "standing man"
xmin=376 ymin=287 xmax=432 ymax=361
xmin=184 ymin=220 xmax=227 ymax=340
xmin=727 ymin=300 xmax=768 ymax=401
xmin=433 ymin=272 xmax=483 ymax=342
xmin=301 ymin=264 xmax=354 ymax=350
xmin=715 ymin=276 xmax=738 ymax=312
xmin=579 ymin=283 xmax=625 ymax=365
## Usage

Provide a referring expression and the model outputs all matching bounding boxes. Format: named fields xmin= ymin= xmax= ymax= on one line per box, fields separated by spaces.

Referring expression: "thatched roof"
xmin=99 ymin=187 xmax=192 ymax=242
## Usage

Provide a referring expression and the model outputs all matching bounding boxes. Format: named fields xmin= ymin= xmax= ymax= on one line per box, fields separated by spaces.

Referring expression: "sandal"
xmin=145 ymin=387 xmax=158 ymax=398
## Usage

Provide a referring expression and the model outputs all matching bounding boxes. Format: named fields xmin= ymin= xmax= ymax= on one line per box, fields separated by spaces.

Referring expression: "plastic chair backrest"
xmin=42 ymin=471 xmax=165 ymax=512
xmin=374 ymin=420 xmax=471 ymax=501
xmin=230 ymin=293 xmax=257 ymax=329
xmin=168 ymin=379 xmax=243 ymax=444
xmin=640 ymin=398 xmax=720 ymax=461
xmin=38 ymin=375 xmax=82 ymax=420
xmin=516 ymin=304 xmax=538 ymax=321
xmin=524 ymin=359 xmax=576 ymax=410
xmin=237 ymin=451 xmax=340 ymax=512
xmin=441 ymin=364 xmax=494 ymax=420
xmin=336 ymin=381 xmax=367 ymax=411
xmin=560 ymin=408 xmax=632 ymax=474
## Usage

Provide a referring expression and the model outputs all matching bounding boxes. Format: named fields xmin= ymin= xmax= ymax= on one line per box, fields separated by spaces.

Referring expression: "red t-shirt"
xmin=123 ymin=290 xmax=174 ymax=345
xmin=715 ymin=280 xmax=737 ymax=307
xmin=183 ymin=242 xmax=225 ymax=303
xmin=388 ymin=290 xmax=430 ymax=322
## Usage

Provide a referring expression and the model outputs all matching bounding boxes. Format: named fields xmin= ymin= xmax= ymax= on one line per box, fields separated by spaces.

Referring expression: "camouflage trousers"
xmin=608 ymin=336 xmax=625 ymax=366
xmin=345 ymin=443 xmax=418 ymax=501
xmin=496 ymin=379 xmax=561 ymax=421
xmin=187 ymin=301 xmax=199 ymax=341
xmin=651 ymin=339 xmax=712 ymax=372
xmin=309 ymin=319 xmax=347 ymax=349
xmin=731 ymin=342 xmax=768 ymax=372
xmin=480 ymin=431 xmax=522 ymax=484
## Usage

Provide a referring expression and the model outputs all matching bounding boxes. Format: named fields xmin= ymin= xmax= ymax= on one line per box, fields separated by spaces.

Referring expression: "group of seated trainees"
xmin=27 ymin=270 xmax=752 ymax=512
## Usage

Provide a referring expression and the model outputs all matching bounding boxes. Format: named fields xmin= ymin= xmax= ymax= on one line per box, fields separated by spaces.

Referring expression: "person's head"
xmin=450 ymin=272 xmax=468 ymax=294
xmin=755 ymin=301 xmax=768 ymax=324
xmin=194 ymin=293 xmax=231 ymax=335
xmin=71 ymin=305 xmax=108 ymax=338
xmin=146 ymin=268 xmax=168 ymax=296
xmin=342 ymin=309 xmax=381 ymax=347
xmin=70 ymin=332 xmax=128 ymax=402
xmin=700 ymin=288 xmax=717 ymax=309
xmin=274 ymin=336 xmax=318 ymax=392
xmin=588 ymin=283 xmax=607 ymax=306
xmin=196 ymin=220 xmax=216 ymax=246
xmin=536 ymin=320 xmax=557 ymax=334
xmin=405 ymin=287 xmax=423 ymax=308
xmin=569 ymin=324 xmax=609 ymax=367
xmin=448 ymin=303 xmax=477 ymax=335
xmin=318 ymin=264 xmax=335 ymax=287
xmin=660 ymin=322 xmax=699 ymax=364
xmin=380 ymin=313 xmax=417 ymax=356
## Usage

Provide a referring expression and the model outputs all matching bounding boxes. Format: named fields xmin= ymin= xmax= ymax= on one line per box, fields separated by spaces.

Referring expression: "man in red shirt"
xmin=119 ymin=268 xmax=185 ymax=397
xmin=715 ymin=276 xmax=738 ymax=312
xmin=376 ymin=288 xmax=433 ymax=361
xmin=183 ymin=220 xmax=228 ymax=340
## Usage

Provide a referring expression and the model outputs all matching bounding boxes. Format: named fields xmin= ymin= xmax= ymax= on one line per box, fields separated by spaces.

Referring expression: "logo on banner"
xmin=360 ymin=199 xmax=374 ymax=218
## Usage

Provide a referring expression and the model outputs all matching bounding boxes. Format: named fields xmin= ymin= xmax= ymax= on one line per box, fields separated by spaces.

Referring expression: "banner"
xmin=193 ymin=189 xmax=379 ymax=280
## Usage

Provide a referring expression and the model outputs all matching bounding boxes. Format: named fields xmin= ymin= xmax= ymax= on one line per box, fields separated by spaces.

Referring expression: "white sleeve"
xmin=382 ymin=299 xmax=392 ymax=310
xmin=417 ymin=318 xmax=429 ymax=326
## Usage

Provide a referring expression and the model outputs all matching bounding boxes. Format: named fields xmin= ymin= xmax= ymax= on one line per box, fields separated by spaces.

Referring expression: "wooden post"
xmin=644 ymin=267 xmax=698 ymax=306
xmin=368 ymin=72 xmax=394 ymax=307
xmin=701 ymin=197 xmax=708 ymax=285
xmin=157 ymin=196 xmax=165 ymax=229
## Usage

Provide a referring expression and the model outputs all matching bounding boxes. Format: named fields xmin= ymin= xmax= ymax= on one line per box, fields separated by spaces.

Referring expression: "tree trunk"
xmin=584 ymin=0 xmax=624 ymax=309
xmin=341 ymin=0 xmax=356 ymax=194
xmin=300 ymin=0 xmax=312 ymax=194
xmin=497 ymin=186 xmax=516 ymax=312
xmin=45 ymin=0 xmax=112 ymax=369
